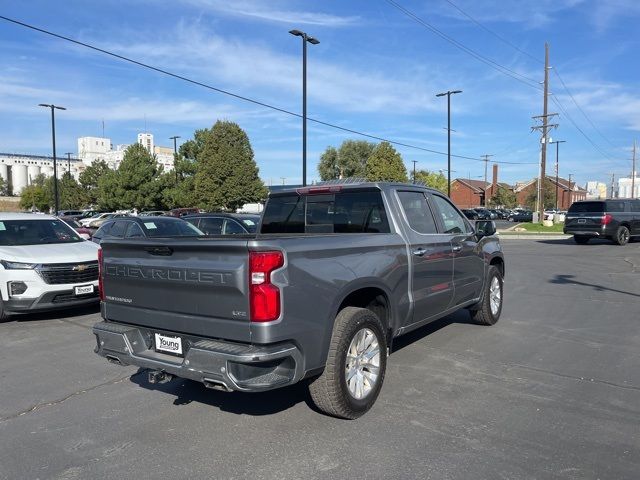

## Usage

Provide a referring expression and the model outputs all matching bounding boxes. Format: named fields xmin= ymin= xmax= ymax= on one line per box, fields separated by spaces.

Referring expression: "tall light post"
xmin=436 ymin=90 xmax=462 ymax=197
xmin=549 ymin=140 xmax=565 ymax=211
xmin=64 ymin=152 xmax=73 ymax=179
xmin=38 ymin=103 xmax=66 ymax=215
xmin=412 ymin=160 xmax=418 ymax=184
xmin=169 ymin=135 xmax=181 ymax=183
xmin=289 ymin=29 xmax=319 ymax=187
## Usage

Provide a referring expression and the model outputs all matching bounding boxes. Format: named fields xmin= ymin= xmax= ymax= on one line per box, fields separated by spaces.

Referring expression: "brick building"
xmin=515 ymin=177 xmax=587 ymax=210
xmin=451 ymin=164 xmax=512 ymax=208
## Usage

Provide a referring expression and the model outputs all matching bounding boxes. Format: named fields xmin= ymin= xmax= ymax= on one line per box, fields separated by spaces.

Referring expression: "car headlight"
xmin=1 ymin=261 xmax=38 ymax=270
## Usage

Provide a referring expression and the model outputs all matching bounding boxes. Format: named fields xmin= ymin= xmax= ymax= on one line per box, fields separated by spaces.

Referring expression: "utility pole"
xmin=481 ymin=154 xmax=494 ymax=207
xmin=632 ymin=140 xmax=637 ymax=199
xmin=281 ymin=177 xmax=286 ymax=186
xmin=412 ymin=160 xmax=417 ymax=184
xmin=530 ymin=43 xmax=558 ymax=223
xmin=549 ymin=140 xmax=565 ymax=211
xmin=170 ymin=135 xmax=181 ymax=183
xmin=436 ymin=89 xmax=463 ymax=197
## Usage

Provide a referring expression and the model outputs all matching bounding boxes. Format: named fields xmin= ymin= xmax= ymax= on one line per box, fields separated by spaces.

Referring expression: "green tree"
xmin=414 ymin=169 xmax=448 ymax=194
xmin=20 ymin=183 xmax=49 ymax=212
xmin=525 ymin=178 xmax=555 ymax=210
xmin=98 ymin=143 xmax=163 ymax=210
xmin=366 ymin=142 xmax=408 ymax=182
xmin=79 ymin=159 xmax=110 ymax=206
xmin=194 ymin=121 xmax=268 ymax=211
xmin=179 ymin=128 xmax=209 ymax=160
xmin=0 ymin=176 xmax=7 ymax=196
xmin=45 ymin=174 xmax=87 ymax=210
xmin=318 ymin=140 xmax=376 ymax=180
xmin=489 ymin=185 xmax=517 ymax=208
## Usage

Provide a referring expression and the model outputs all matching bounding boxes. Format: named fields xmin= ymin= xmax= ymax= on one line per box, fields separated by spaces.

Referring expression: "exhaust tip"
xmin=148 ymin=370 xmax=173 ymax=384
xmin=106 ymin=354 xmax=123 ymax=365
xmin=203 ymin=378 xmax=232 ymax=392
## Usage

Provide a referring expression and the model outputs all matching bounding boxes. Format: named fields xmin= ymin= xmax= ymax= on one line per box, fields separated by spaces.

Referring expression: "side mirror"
xmin=475 ymin=220 xmax=496 ymax=238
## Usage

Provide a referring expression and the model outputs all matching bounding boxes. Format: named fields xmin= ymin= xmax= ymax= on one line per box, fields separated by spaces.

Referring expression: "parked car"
xmin=168 ymin=208 xmax=200 ymax=217
xmin=473 ymin=208 xmax=492 ymax=220
xmin=507 ymin=211 xmax=533 ymax=222
xmin=94 ymin=182 xmax=505 ymax=419
xmin=80 ymin=212 xmax=114 ymax=228
xmin=59 ymin=216 xmax=93 ymax=240
xmin=58 ymin=210 xmax=85 ymax=220
xmin=0 ymin=213 xmax=100 ymax=320
xmin=461 ymin=208 xmax=479 ymax=220
xmin=139 ymin=211 xmax=167 ymax=217
xmin=564 ymin=199 xmax=640 ymax=245
xmin=92 ymin=216 xmax=203 ymax=244
xmin=183 ymin=213 xmax=261 ymax=235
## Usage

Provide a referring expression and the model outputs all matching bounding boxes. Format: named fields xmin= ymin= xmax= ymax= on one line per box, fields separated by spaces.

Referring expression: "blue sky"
xmin=1 ymin=0 xmax=639 ymax=187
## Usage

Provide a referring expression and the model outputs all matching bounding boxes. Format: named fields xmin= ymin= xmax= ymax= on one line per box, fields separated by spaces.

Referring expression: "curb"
xmin=498 ymin=234 xmax=571 ymax=240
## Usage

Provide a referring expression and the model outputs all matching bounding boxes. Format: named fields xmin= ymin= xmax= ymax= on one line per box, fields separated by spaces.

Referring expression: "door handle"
xmin=412 ymin=247 xmax=429 ymax=257
xmin=452 ymin=244 xmax=463 ymax=252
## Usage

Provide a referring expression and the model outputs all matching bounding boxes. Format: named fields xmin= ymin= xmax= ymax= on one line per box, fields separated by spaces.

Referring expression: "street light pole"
xmin=39 ymin=103 xmax=66 ymax=215
xmin=549 ymin=140 xmax=565 ymax=210
xmin=436 ymin=90 xmax=462 ymax=197
xmin=290 ymin=29 xmax=319 ymax=187
xmin=169 ymin=135 xmax=181 ymax=183
xmin=412 ymin=160 xmax=417 ymax=184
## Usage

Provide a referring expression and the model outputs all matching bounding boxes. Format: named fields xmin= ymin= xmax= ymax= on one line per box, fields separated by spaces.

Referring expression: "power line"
xmin=0 ymin=14 xmax=538 ymax=166
xmin=441 ymin=0 xmax=543 ymax=64
xmin=383 ymin=0 xmax=542 ymax=90
xmin=553 ymin=69 xmax=618 ymax=150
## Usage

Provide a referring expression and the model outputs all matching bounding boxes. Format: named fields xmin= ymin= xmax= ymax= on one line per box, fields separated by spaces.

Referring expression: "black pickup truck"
xmin=93 ymin=182 xmax=505 ymax=419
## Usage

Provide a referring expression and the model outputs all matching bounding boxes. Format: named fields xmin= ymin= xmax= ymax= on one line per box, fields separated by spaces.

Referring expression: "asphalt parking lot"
xmin=1 ymin=238 xmax=638 ymax=480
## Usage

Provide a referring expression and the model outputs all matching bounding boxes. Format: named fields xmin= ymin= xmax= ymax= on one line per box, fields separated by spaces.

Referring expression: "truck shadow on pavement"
xmin=128 ymin=310 xmax=475 ymax=416
xmin=550 ymin=274 xmax=640 ymax=298
xmin=9 ymin=304 xmax=100 ymax=323
xmin=129 ymin=368 xmax=312 ymax=416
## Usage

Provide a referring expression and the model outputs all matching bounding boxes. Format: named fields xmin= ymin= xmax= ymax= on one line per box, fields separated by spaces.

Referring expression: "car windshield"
xmin=0 ymin=219 xmax=83 ymax=245
xmin=139 ymin=219 xmax=203 ymax=237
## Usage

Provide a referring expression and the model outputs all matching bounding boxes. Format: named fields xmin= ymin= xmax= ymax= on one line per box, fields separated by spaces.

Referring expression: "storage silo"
xmin=12 ymin=164 xmax=28 ymax=194
xmin=28 ymin=165 xmax=41 ymax=184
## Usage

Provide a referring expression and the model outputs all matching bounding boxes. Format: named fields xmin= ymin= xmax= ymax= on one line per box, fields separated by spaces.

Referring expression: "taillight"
xmin=98 ymin=248 xmax=104 ymax=301
xmin=249 ymin=251 xmax=284 ymax=322
xmin=601 ymin=214 xmax=613 ymax=225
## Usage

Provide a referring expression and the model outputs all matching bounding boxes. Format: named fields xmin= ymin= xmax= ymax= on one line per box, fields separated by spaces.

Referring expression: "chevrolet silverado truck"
xmin=93 ymin=182 xmax=505 ymax=419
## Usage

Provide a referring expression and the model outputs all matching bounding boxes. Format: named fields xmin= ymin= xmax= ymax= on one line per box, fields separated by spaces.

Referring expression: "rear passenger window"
xmin=224 ymin=220 xmax=245 ymax=235
xmin=109 ymin=221 xmax=127 ymax=238
xmin=606 ymin=201 xmax=626 ymax=212
xmin=198 ymin=218 xmax=224 ymax=235
xmin=630 ymin=201 xmax=640 ymax=212
xmin=397 ymin=191 xmax=437 ymax=234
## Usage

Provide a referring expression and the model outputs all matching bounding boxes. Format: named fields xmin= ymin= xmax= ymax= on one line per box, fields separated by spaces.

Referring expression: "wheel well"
xmin=338 ymin=288 xmax=390 ymax=332
xmin=620 ymin=222 xmax=631 ymax=229
xmin=490 ymin=257 xmax=504 ymax=278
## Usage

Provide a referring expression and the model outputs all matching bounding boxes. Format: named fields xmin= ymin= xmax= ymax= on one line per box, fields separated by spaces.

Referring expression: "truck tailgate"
xmin=101 ymin=238 xmax=252 ymax=341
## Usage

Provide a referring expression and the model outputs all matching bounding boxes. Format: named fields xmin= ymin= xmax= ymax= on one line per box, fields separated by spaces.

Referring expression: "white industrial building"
xmin=585 ymin=181 xmax=608 ymax=199
xmin=617 ymin=175 xmax=640 ymax=199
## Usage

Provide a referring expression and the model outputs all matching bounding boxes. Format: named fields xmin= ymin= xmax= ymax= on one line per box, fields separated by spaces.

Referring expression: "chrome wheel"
xmin=619 ymin=229 xmax=629 ymax=244
xmin=345 ymin=328 xmax=380 ymax=400
xmin=489 ymin=276 xmax=501 ymax=316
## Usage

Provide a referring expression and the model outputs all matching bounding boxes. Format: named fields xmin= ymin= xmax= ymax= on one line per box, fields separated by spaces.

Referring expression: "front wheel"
xmin=0 ymin=298 xmax=9 ymax=323
xmin=469 ymin=266 xmax=503 ymax=326
xmin=308 ymin=307 xmax=387 ymax=419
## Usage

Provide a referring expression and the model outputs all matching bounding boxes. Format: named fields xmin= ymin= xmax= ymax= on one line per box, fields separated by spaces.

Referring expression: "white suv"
xmin=0 ymin=213 xmax=100 ymax=320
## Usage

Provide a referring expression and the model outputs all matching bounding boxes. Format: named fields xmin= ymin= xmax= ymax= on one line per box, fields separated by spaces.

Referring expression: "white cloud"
xmin=182 ymin=0 xmax=361 ymax=27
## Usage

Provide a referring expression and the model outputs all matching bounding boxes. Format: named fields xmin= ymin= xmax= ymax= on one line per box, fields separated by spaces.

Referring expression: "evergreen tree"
xmin=526 ymin=178 xmax=556 ymax=210
xmin=79 ymin=159 xmax=110 ymax=206
xmin=366 ymin=141 xmax=408 ymax=182
xmin=194 ymin=121 xmax=267 ymax=211
xmin=489 ymin=185 xmax=517 ymax=208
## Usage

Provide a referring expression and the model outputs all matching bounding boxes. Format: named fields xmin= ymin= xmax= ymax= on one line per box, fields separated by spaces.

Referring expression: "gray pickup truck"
xmin=93 ymin=182 xmax=505 ymax=419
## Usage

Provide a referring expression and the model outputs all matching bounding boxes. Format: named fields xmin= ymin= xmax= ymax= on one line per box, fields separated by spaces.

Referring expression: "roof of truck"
xmin=269 ymin=181 xmax=442 ymax=196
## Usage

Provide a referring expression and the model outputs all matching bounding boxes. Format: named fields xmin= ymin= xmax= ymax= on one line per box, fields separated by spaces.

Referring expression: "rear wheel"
xmin=0 ymin=298 xmax=9 ymax=323
xmin=308 ymin=307 xmax=387 ymax=419
xmin=573 ymin=235 xmax=590 ymax=244
xmin=469 ymin=266 xmax=503 ymax=326
xmin=614 ymin=226 xmax=630 ymax=246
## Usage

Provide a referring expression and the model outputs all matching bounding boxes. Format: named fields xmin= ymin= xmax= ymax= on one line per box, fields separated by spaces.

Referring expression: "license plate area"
xmin=578 ymin=219 xmax=587 ymax=224
xmin=74 ymin=284 xmax=94 ymax=295
xmin=154 ymin=333 xmax=183 ymax=356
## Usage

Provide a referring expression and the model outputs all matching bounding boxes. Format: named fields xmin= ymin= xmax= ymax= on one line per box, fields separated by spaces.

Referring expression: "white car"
xmin=0 ymin=213 xmax=100 ymax=320
xmin=79 ymin=212 xmax=112 ymax=227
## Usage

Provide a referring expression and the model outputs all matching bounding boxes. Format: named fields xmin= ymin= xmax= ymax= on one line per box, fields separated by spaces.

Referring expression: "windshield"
xmin=139 ymin=219 xmax=203 ymax=237
xmin=0 ymin=219 xmax=83 ymax=245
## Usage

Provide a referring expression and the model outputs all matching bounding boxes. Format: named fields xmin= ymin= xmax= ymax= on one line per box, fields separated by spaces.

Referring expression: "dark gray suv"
xmin=564 ymin=199 xmax=640 ymax=245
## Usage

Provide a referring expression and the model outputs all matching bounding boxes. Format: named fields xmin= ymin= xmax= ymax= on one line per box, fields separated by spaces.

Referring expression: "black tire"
xmin=613 ymin=226 xmax=630 ymax=246
xmin=0 ymin=298 xmax=9 ymax=323
xmin=573 ymin=235 xmax=590 ymax=244
xmin=470 ymin=266 xmax=503 ymax=326
xmin=308 ymin=307 xmax=387 ymax=420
